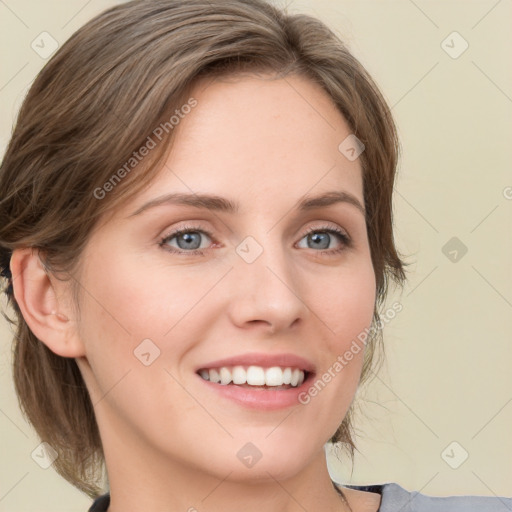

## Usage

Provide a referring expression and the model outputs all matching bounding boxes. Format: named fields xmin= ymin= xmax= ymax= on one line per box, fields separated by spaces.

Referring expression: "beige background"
xmin=1 ymin=0 xmax=511 ymax=510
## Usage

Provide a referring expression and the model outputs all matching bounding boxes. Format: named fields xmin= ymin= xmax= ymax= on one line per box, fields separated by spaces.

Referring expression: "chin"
xmin=204 ymin=431 xmax=321 ymax=482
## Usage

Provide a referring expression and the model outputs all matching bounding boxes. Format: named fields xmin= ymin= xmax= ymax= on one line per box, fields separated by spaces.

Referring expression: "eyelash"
xmin=158 ymin=223 xmax=351 ymax=257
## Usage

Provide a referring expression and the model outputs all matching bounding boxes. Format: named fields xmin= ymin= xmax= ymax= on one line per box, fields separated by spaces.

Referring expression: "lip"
xmin=195 ymin=352 xmax=316 ymax=411
xmin=196 ymin=371 xmax=314 ymax=410
xmin=195 ymin=352 xmax=316 ymax=373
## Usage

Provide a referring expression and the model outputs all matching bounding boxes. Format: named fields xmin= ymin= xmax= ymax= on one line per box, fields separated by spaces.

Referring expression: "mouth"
xmin=196 ymin=365 xmax=311 ymax=390
xmin=194 ymin=352 xmax=316 ymax=409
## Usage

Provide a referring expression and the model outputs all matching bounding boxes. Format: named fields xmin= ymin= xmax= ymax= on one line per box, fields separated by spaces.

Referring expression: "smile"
xmin=197 ymin=365 xmax=307 ymax=388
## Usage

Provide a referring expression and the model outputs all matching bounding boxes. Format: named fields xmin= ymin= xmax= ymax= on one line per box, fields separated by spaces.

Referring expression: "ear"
xmin=10 ymin=247 xmax=85 ymax=358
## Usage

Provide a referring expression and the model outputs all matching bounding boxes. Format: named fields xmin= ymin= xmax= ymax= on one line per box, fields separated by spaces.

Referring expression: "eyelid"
xmin=301 ymin=223 xmax=349 ymax=238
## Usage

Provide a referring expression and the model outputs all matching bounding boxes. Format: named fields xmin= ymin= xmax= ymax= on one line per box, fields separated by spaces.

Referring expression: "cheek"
xmin=75 ymin=248 xmax=221 ymax=398
xmin=74 ymin=258 xmax=195 ymax=433
xmin=80 ymin=250 xmax=193 ymax=341
xmin=315 ymin=258 xmax=376 ymax=350
xmin=294 ymin=262 xmax=375 ymax=437
xmin=73 ymin=252 xmax=166 ymax=399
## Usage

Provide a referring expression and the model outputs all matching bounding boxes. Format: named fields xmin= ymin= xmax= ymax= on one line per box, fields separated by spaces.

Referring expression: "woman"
xmin=0 ymin=1 xmax=509 ymax=511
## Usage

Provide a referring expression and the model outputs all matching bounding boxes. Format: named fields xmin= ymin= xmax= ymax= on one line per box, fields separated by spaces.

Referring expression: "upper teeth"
xmin=199 ymin=366 xmax=305 ymax=387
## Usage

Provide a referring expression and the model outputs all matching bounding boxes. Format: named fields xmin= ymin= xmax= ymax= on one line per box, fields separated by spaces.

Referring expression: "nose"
xmin=226 ymin=240 xmax=309 ymax=335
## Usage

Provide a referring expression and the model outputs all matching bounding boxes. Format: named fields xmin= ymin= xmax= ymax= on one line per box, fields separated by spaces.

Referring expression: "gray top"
xmin=89 ymin=482 xmax=512 ymax=511
xmin=343 ymin=482 xmax=512 ymax=511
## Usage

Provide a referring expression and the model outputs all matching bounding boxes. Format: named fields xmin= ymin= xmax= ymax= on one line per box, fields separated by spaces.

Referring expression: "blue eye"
xmin=297 ymin=226 xmax=351 ymax=254
xmin=159 ymin=226 xmax=212 ymax=255
xmin=159 ymin=224 xmax=351 ymax=256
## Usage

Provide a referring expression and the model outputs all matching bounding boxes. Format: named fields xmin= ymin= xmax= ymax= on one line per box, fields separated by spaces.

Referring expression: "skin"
xmin=12 ymin=73 xmax=381 ymax=512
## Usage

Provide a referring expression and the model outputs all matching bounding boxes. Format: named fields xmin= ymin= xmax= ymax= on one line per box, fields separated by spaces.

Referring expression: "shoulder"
xmin=337 ymin=481 xmax=512 ymax=512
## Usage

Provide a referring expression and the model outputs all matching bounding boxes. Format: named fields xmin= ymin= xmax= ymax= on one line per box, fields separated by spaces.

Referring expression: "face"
xmin=72 ymin=73 xmax=376 ymax=483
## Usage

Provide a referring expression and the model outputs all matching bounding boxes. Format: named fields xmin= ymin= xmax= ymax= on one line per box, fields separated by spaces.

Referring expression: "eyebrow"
xmin=129 ymin=190 xmax=365 ymax=217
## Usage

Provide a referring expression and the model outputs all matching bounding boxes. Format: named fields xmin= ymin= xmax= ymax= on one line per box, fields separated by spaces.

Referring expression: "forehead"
xmin=126 ymin=73 xmax=364 ymax=216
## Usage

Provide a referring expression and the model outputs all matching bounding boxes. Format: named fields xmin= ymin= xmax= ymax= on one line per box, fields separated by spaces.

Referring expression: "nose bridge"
xmin=227 ymin=231 xmax=307 ymax=331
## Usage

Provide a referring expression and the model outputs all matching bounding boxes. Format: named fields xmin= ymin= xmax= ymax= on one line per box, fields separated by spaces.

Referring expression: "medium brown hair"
xmin=0 ymin=0 xmax=407 ymax=498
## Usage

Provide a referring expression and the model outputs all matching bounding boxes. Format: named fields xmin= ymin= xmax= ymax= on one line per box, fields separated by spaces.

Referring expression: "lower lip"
xmin=197 ymin=373 xmax=314 ymax=410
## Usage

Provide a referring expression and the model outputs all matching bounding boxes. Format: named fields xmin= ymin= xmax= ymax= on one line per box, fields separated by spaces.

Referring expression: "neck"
xmin=101 ymin=425 xmax=351 ymax=512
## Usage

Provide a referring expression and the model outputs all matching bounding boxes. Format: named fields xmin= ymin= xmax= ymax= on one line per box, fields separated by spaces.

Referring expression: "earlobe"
xmin=10 ymin=248 xmax=85 ymax=358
